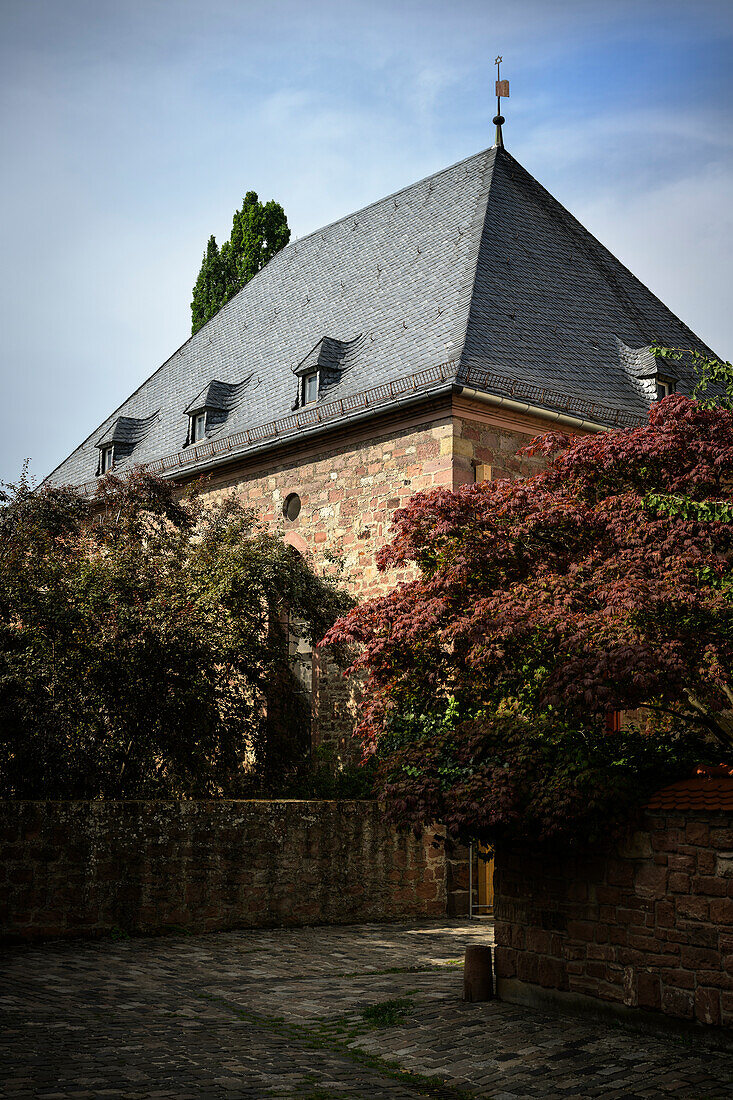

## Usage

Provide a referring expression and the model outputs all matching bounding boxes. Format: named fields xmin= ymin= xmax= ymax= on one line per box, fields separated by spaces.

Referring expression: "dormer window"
xmin=616 ymin=341 xmax=681 ymax=408
xmin=303 ymin=372 xmax=319 ymax=405
xmin=95 ymin=411 xmax=159 ymax=477
xmin=291 ymin=335 xmax=364 ymax=410
xmin=191 ymin=411 xmax=207 ymax=442
xmin=183 ymin=377 xmax=251 ymax=447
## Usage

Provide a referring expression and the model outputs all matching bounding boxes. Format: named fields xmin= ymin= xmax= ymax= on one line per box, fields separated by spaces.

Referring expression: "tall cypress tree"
xmin=190 ymin=236 xmax=231 ymax=335
xmin=190 ymin=193 xmax=290 ymax=334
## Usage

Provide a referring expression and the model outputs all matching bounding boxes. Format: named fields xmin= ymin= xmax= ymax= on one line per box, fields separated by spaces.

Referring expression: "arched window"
xmin=288 ymin=615 xmax=313 ymax=702
xmin=283 ymin=543 xmax=313 ymax=703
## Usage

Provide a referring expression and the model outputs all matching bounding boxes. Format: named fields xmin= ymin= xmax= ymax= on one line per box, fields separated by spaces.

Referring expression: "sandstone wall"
xmin=195 ymin=404 xmax=544 ymax=759
xmin=199 ymin=405 xmax=546 ymax=597
xmin=199 ymin=415 xmax=453 ymax=599
xmin=494 ymin=810 xmax=733 ymax=1030
xmin=451 ymin=407 xmax=549 ymax=489
xmin=1 ymin=800 xmax=456 ymax=943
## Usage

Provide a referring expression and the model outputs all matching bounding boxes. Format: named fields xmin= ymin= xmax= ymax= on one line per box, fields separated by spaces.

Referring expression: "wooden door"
xmin=477 ymin=844 xmax=494 ymax=912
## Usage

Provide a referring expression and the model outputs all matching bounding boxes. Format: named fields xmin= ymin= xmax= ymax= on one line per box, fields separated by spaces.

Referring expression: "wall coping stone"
xmin=647 ymin=771 xmax=733 ymax=813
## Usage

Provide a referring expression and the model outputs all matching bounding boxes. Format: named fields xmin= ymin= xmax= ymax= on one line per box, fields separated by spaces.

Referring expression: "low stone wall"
xmin=0 ymin=800 xmax=455 ymax=942
xmin=494 ymin=802 xmax=733 ymax=1031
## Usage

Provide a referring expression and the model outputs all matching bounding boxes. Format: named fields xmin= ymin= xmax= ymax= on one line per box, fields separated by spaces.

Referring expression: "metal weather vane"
xmin=494 ymin=55 xmax=509 ymax=148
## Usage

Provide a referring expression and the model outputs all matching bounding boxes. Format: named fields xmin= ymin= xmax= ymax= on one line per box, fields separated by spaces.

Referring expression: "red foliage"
xmin=324 ymin=396 xmax=733 ymax=751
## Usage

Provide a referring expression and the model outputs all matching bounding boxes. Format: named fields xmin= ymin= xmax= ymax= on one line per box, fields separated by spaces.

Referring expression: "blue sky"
xmin=2 ymin=0 xmax=732 ymax=481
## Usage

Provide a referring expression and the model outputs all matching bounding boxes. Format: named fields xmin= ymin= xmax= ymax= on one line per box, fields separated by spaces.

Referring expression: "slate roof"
xmin=46 ymin=145 xmax=718 ymax=489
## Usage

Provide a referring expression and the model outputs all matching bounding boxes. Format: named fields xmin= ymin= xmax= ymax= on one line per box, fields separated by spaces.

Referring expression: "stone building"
xmin=47 ymin=139 xmax=716 ymax=758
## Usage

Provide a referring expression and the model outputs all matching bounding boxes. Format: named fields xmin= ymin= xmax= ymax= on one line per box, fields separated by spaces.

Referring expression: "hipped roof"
xmin=47 ymin=145 xmax=717 ymax=488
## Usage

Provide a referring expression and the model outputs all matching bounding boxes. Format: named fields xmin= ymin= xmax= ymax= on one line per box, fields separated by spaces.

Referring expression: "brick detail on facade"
xmin=0 ymin=800 xmax=465 ymax=943
xmin=200 ymin=416 xmax=453 ymax=599
xmin=195 ymin=399 xmax=550 ymax=761
xmin=494 ymin=810 xmax=733 ymax=1030
xmin=450 ymin=408 xmax=549 ymax=490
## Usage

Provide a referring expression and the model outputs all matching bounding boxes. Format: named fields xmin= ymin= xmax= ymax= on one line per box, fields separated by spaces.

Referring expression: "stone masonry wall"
xmin=200 ymin=415 xmax=455 ymax=762
xmin=200 ymin=407 xmax=547 ymax=598
xmin=1 ymin=800 xmax=453 ymax=943
xmin=494 ymin=811 xmax=733 ymax=1030
xmin=196 ymin=405 xmax=545 ymax=760
xmin=199 ymin=415 xmax=454 ymax=600
xmin=451 ymin=409 xmax=549 ymax=489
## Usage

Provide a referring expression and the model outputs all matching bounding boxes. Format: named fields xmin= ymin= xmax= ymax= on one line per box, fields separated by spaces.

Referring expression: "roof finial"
xmin=493 ymin=55 xmax=509 ymax=149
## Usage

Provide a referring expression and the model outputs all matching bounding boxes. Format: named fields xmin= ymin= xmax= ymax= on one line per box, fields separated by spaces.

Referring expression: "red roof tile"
xmin=647 ymin=766 xmax=733 ymax=812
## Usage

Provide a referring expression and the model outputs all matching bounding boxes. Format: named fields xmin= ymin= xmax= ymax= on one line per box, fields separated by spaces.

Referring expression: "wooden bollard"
xmin=463 ymin=945 xmax=494 ymax=1002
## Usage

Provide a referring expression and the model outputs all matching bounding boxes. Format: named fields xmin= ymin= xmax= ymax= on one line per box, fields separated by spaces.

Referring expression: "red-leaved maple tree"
xmin=323 ymin=394 xmax=733 ymax=841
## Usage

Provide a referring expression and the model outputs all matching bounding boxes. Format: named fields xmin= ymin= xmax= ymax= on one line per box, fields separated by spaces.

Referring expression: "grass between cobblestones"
xmin=199 ymin=992 xmax=476 ymax=1100
xmin=361 ymin=996 xmax=416 ymax=1028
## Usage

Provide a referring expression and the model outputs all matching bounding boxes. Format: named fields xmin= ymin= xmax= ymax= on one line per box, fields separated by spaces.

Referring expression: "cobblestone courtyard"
xmin=2 ymin=920 xmax=733 ymax=1099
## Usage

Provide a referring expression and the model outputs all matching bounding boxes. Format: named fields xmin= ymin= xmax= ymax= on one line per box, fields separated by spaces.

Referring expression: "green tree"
xmin=0 ymin=470 xmax=350 ymax=798
xmin=190 ymin=192 xmax=290 ymax=334
xmin=652 ymin=344 xmax=733 ymax=410
xmin=190 ymin=236 xmax=232 ymax=335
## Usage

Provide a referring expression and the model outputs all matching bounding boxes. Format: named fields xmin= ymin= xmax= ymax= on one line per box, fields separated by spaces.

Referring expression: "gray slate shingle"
xmin=46 ymin=146 xmax=717 ymax=488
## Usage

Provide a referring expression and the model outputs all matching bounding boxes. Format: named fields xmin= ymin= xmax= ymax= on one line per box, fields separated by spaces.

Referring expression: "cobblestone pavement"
xmin=2 ymin=920 xmax=733 ymax=1098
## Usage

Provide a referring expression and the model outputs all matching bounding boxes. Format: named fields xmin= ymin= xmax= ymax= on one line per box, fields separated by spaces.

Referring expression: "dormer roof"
xmin=293 ymin=334 xmax=365 ymax=377
xmin=96 ymin=412 xmax=158 ymax=449
xmin=184 ymin=377 xmax=251 ymax=415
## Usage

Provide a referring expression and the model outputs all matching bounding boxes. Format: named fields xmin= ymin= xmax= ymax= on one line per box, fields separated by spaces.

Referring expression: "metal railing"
xmin=458 ymin=363 xmax=645 ymax=429
xmin=73 ymin=358 xmax=645 ymax=494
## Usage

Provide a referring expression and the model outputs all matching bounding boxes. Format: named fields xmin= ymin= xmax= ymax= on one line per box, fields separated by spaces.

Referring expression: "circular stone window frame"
xmin=283 ymin=492 xmax=302 ymax=521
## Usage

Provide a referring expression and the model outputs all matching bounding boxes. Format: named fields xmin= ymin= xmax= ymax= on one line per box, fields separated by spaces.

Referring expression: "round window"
xmin=283 ymin=493 xmax=301 ymax=521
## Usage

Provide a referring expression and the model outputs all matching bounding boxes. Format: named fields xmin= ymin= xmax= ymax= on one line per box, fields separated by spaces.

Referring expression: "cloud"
xmin=1 ymin=0 xmax=732 ymax=480
xmin=574 ymin=162 xmax=733 ymax=359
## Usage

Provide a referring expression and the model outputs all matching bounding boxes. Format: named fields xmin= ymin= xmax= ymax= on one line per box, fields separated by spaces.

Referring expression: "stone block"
xmin=566 ymin=920 xmax=595 ymax=942
xmin=463 ymin=945 xmax=494 ymax=1002
xmin=677 ymin=941 xmax=717 ymax=968
xmin=516 ymin=951 xmax=540 ymax=984
xmin=710 ymin=897 xmax=733 ymax=924
xmin=637 ymin=971 xmax=661 ymax=1010
xmin=686 ymin=822 xmax=710 ymax=846
xmin=537 ymin=955 xmax=568 ymax=990
xmin=494 ymin=946 xmax=516 ymax=978
xmin=695 ymin=986 xmax=721 ymax=1026
xmin=661 ymin=986 xmax=695 ymax=1019
xmin=525 ymin=928 xmax=553 ymax=955
xmin=654 ymin=900 xmax=675 ymax=928
xmin=716 ymin=853 xmax=733 ymax=878
xmin=668 ymin=853 xmax=696 ymax=873
xmin=676 ymin=895 xmax=709 ymax=921
xmin=634 ymin=863 xmax=667 ymax=899
xmin=692 ymin=875 xmax=728 ymax=897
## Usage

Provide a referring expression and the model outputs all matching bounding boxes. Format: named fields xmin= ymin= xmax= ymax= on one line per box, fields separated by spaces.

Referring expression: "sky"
xmin=1 ymin=0 xmax=732 ymax=482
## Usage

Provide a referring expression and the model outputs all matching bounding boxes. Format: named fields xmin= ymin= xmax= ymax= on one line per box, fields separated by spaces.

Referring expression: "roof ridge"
xmin=282 ymin=145 xmax=493 ymax=253
xmin=452 ymin=146 xmax=501 ymax=363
